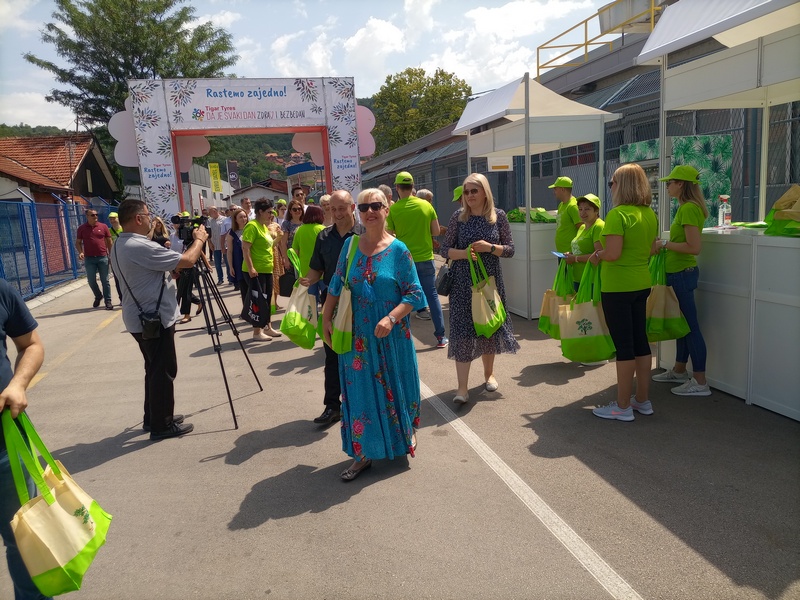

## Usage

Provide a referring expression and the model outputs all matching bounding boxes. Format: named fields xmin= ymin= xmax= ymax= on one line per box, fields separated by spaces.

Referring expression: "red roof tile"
xmin=0 ymin=134 xmax=95 ymax=189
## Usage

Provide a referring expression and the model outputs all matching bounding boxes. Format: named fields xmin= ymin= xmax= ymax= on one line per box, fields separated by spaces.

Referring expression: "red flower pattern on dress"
xmin=386 ymin=389 xmax=394 ymax=402
xmin=352 ymin=441 xmax=362 ymax=455
xmin=352 ymin=357 xmax=363 ymax=370
xmin=352 ymin=419 xmax=364 ymax=436
xmin=355 ymin=337 xmax=365 ymax=352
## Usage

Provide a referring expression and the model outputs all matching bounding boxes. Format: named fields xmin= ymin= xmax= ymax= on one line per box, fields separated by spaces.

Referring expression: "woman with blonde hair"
xmin=651 ymin=165 xmax=711 ymax=396
xmin=440 ymin=173 xmax=518 ymax=404
xmin=148 ymin=216 xmax=171 ymax=248
xmin=318 ymin=194 xmax=334 ymax=226
xmin=589 ymin=163 xmax=658 ymax=421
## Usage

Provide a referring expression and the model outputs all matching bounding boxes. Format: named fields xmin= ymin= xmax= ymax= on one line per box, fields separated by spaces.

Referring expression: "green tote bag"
xmin=279 ymin=248 xmax=318 ymax=350
xmin=468 ymin=246 xmax=507 ymax=338
xmin=646 ymin=250 xmax=691 ymax=342
xmin=558 ymin=263 xmax=616 ymax=363
xmin=2 ymin=410 xmax=112 ymax=596
xmin=331 ymin=236 xmax=359 ymax=354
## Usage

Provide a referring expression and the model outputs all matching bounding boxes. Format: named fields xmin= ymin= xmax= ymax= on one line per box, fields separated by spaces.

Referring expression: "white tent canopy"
xmin=636 ymin=0 xmax=800 ymax=218
xmin=453 ymin=76 xmax=620 ymax=158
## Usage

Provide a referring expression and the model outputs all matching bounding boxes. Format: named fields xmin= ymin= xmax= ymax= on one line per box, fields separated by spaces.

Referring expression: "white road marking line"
xmin=421 ymin=381 xmax=644 ymax=600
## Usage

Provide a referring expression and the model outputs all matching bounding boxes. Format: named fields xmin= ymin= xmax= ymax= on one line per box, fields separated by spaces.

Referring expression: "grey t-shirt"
xmin=111 ymin=233 xmax=182 ymax=333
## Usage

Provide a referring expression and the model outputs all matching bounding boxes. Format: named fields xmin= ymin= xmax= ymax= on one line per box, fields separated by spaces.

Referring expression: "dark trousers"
xmin=323 ymin=341 xmax=341 ymax=410
xmin=131 ymin=324 xmax=178 ymax=433
xmin=320 ymin=289 xmax=341 ymax=410
xmin=176 ymin=270 xmax=200 ymax=315
xmin=601 ymin=289 xmax=651 ymax=361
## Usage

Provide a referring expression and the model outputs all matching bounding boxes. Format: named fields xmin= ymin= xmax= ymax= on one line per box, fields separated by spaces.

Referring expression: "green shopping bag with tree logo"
xmin=2 ymin=410 xmax=112 ymax=596
xmin=646 ymin=250 xmax=691 ymax=342
xmin=538 ymin=259 xmax=574 ymax=340
xmin=279 ymin=248 xmax=318 ymax=349
xmin=468 ymin=245 xmax=507 ymax=338
xmin=558 ymin=263 xmax=616 ymax=363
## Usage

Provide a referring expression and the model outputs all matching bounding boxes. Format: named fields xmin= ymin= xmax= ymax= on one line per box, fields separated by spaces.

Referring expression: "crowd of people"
xmin=62 ymin=165 xmax=712 ymax=485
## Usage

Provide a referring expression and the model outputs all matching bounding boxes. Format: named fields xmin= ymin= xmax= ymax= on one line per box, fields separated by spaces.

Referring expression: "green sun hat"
xmin=452 ymin=186 xmax=463 ymax=202
xmin=276 ymin=198 xmax=287 ymax=206
xmin=548 ymin=176 xmax=573 ymax=189
xmin=659 ymin=165 xmax=700 ymax=183
xmin=576 ymin=193 xmax=601 ymax=209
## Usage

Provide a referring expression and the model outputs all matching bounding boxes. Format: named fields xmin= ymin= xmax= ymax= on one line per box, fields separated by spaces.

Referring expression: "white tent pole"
xmin=659 ymin=57 xmax=669 ymax=232
xmin=758 ymin=91 xmax=770 ymax=219
xmin=598 ymin=119 xmax=605 ymax=215
xmin=524 ymin=72 xmax=533 ymax=320
xmin=467 ymin=131 xmax=472 ymax=175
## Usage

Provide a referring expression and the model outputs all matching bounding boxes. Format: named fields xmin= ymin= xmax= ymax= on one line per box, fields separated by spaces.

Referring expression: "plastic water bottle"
xmin=718 ymin=195 xmax=731 ymax=227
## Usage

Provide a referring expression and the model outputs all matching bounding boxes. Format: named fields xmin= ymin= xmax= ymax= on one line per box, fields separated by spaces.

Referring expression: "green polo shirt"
xmin=386 ymin=196 xmax=437 ymax=262
xmin=555 ymin=196 xmax=580 ymax=253
xmin=666 ymin=201 xmax=705 ymax=273
xmin=600 ymin=205 xmax=658 ymax=293
xmin=570 ymin=218 xmax=604 ymax=282
xmin=241 ymin=220 xmax=274 ymax=273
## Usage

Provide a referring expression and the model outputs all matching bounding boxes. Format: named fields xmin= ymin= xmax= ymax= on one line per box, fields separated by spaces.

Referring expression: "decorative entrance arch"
xmin=109 ymin=77 xmax=372 ymax=219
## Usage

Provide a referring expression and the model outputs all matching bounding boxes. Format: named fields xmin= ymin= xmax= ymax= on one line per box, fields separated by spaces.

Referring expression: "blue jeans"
xmin=0 ymin=444 xmax=52 ymax=599
xmin=667 ymin=267 xmax=707 ymax=372
xmin=415 ymin=260 xmax=445 ymax=339
xmin=84 ymin=256 xmax=111 ymax=302
xmin=212 ymin=249 xmax=224 ymax=283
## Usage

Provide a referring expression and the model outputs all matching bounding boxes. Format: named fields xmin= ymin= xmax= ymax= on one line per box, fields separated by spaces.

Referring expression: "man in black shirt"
xmin=300 ymin=190 xmax=364 ymax=425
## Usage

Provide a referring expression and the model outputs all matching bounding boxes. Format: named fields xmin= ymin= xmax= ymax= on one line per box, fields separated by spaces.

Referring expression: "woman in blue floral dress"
xmin=324 ymin=188 xmax=427 ymax=481
xmin=440 ymin=173 xmax=519 ymax=404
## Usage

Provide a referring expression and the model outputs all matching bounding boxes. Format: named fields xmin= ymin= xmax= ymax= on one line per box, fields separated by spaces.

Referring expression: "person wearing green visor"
xmin=550 ymin=176 xmax=581 ymax=255
xmin=651 ymin=165 xmax=711 ymax=397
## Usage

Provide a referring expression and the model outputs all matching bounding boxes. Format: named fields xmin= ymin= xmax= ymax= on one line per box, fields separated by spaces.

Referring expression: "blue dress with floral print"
xmin=328 ymin=238 xmax=427 ymax=461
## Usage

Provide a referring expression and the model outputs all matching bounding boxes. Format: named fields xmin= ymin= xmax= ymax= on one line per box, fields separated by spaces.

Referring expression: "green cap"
xmin=276 ymin=198 xmax=287 ymax=206
xmin=181 ymin=211 xmax=190 ymax=217
xmin=452 ymin=186 xmax=463 ymax=202
xmin=576 ymin=193 xmax=601 ymax=209
xmin=548 ymin=176 xmax=573 ymax=189
xmin=108 ymin=212 xmax=118 ymax=218
xmin=659 ymin=165 xmax=700 ymax=183
xmin=395 ymin=171 xmax=414 ymax=185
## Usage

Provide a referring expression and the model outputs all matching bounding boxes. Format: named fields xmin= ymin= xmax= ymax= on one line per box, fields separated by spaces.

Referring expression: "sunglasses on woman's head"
xmin=357 ymin=202 xmax=386 ymax=213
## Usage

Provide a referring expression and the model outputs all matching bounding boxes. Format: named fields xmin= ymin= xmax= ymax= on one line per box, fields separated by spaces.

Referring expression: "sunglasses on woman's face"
xmin=291 ymin=207 xmax=303 ymax=212
xmin=357 ymin=202 xmax=386 ymax=213
xmin=463 ymin=188 xmax=481 ymax=196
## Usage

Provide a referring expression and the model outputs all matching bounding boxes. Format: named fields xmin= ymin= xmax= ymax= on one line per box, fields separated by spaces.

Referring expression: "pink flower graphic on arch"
xmin=352 ymin=420 xmax=364 ymax=436
xmin=352 ymin=357 xmax=363 ymax=371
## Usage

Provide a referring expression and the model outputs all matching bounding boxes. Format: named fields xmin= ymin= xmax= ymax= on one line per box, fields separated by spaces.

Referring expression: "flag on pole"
xmin=226 ymin=160 xmax=241 ymax=190
xmin=208 ymin=163 xmax=223 ymax=193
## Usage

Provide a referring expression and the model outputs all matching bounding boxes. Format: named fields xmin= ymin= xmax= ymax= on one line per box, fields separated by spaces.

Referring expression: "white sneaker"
xmin=629 ymin=395 xmax=654 ymax=415
xmin=592 ymin=401 xmax=634 ymax=421
xmin=415 ymin=310 xmax=431 ymax=320
xmin=671 ymin=378 xmax=711 ymax=397
xmin=652 ymin=369 xmax=690 ymax=383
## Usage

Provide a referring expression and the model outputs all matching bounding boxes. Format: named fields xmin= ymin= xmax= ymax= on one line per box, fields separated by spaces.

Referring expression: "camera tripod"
xmin=179 ymin=256 xmax=262 ymax=429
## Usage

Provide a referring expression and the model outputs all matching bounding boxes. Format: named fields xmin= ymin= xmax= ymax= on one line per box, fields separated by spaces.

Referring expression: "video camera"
xmin=170 ymin=213 xmax=208 ymax=245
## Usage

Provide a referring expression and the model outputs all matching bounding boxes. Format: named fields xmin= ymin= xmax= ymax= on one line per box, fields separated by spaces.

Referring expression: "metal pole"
xmin=524 ymin=72 xmax=533 ymax=320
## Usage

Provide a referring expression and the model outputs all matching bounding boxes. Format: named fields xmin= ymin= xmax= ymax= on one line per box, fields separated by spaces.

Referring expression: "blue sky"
xmin=0 ymin=0 xmax=610 ymax=128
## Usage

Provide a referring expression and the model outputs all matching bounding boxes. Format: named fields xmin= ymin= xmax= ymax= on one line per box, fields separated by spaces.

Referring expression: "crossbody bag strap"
xmin=111 ymin=243 xmax=166 ymax=313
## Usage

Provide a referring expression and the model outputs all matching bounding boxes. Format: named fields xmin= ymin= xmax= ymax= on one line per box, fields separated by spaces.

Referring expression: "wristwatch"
xmin=491 ymin=244 xmax=496 ymax=254
xmin=661 ymin=239 xmax=668 ymax=248
xmin=388 ymin=315 xmax=397 ymax=325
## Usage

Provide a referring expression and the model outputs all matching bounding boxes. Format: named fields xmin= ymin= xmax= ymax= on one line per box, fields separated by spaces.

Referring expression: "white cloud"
xmin=191 ymin=10 xmax=242 ymax=30
xmin=233 ymin=37 xmax=264 ymax=77
xmin=464 ymin=0 xmax=595 ymax=38
xmin=404 ymin=0 xmax=439 ymax=43
xmin=270 ymin=32 xmax=305 ymax=77
xmin=343 ymin=18 xmax=405 ymax=92
xmin=0 ymin=0 xmax=39 ymax=32
xmin=306 ymin=31 xmax=335 ymax=76
xmin=0 ymin=92 xmax=75 ymax=128
xmin=293 ymin=0 xmax=308 ymax=19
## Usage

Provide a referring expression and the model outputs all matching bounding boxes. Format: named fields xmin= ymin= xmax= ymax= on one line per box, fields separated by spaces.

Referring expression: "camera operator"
xmin=111 ymin=199 xmax=208 ymax=441
xmin=171 ymin=212 xmax=207 ymax=324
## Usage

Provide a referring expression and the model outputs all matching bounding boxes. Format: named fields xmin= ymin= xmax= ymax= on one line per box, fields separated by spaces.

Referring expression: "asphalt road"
xmin=2 ymin=270 xmax=798 ymax=600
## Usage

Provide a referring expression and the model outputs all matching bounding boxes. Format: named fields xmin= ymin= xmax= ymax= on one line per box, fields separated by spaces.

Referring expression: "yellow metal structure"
xmin=536 ymin=0 xmax=664 ymax=81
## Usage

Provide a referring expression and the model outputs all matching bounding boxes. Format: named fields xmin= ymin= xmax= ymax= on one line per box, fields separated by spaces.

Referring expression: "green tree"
xmin=24 ymin=0 xmax=238 ymax=128
xmin=372 ymin=68 xmax=471 ymax=155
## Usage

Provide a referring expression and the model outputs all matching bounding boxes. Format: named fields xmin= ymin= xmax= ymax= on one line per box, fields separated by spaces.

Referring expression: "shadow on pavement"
xmin=524 ymin=386 xmax=800 ymax=599
xmin=51 ymin=428 xmax=152 ymax=474
xmin=228 ymin=458 xmax=410 ymax=530
xmin=513 ymin=360 xmax=587 ymax=387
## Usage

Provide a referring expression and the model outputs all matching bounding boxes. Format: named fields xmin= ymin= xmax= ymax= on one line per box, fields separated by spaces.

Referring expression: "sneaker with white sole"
xmin=671 ymin=378 xmax=711 ymax=397
xmin=436 ymin=336 xmax=449 ymax=348
xmin=629 ymin=395 xmax=654 ymax=415
xmin=652 ymin=369 xmax=690 ymax=383
xmin=415 ymin=310 xmax=431 ymax=320
xmin=592 ymin=401 xmax=634 ymax=421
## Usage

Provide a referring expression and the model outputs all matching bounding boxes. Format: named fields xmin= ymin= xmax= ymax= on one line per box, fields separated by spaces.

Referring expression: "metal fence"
xmin=0 ymin=194 xmax=114 ymax=299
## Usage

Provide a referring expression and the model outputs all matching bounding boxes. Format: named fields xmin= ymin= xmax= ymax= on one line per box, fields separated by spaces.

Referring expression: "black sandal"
xmin=340 ymin=459 xmax=372 ymax=481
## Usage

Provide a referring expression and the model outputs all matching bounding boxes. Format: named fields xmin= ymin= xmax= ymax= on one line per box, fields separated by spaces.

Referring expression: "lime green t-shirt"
xmin=386 ymin=196 xmax=437 ymax=262
xmin=555 ymin=197 xmax=580 ymax=253
xmin=666 ymin=201 xmax=705 ymax=273
xmin=291 ymin=223 xmax=325 ymax=277
xmin=241 ymin=220 xmax=274 ymax=274
xmin=570 ymin=218 xmax=604 ymax=282
xmin=600 ymin=205 xmax=658 ymax=292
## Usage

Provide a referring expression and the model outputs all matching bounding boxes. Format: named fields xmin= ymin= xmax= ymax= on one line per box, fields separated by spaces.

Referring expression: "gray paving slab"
xmin=2 ymin=272 xmax=799 ymax=600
